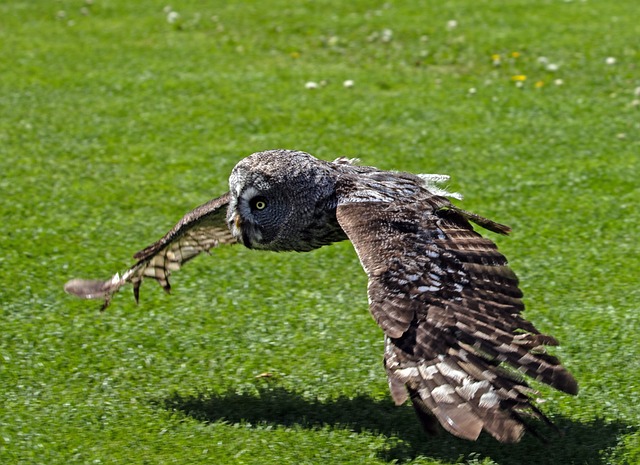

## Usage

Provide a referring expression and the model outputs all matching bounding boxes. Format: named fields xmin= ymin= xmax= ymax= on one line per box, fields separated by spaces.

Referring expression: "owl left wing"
xmin=64 ymin=192 xmax=236 ymax=310
xmin=335 ymin=195 xmax=578 ymax=442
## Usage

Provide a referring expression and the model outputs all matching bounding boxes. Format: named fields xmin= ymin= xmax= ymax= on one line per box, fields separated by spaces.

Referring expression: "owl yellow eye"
xmin=250 ymin=196 xmax=267 ymax=211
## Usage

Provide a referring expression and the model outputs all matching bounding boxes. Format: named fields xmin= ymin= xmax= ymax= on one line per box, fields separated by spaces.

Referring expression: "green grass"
xmin=1 ymin=0 xmax=639 ymax=463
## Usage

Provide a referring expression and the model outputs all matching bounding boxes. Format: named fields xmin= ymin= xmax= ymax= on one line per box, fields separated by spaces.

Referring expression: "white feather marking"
xmin=417 ymin=173 xmax=450 ymax=183
xmin=479 ymin=391 xmax=500 ymax=408
xmin=240 ymin=185 xmax=260 ymax=202
xmin=426 ymin=250 xmax=439 ymax=259
xmin=437 ymin=361 xmax=467 ymax=383
xmin=431 ymin=384 xmax=456 ymax=403
xmin=232 ymin=178 xmax=242 ymax=197
xmin=418 ymin=285 xmax=441 ymax=293
xmin=393 ymin=366 xmax=419 ymax=382
xmin=419 ymin=364 xmax=439 ymax=380
xmin=457 ymin=380 xmax=490 ymax=400
xmin=418 ymin=387 xmax=432 ymax=400
xmin=417 ymin=174 xmax=463 ymax=200
xmin=332 ymin=157 xmax=360 ymax=165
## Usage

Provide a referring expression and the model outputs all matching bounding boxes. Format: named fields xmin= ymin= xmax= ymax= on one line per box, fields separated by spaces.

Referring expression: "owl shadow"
xmin=159 ymin=386 xmax=628 ymax=464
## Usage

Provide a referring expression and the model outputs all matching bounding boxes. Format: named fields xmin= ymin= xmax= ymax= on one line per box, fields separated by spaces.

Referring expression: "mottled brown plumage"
xmin=64 ymin=149 xmax=577 ymax=442
xmin=336 ymin=194 xmax=577 ymax=442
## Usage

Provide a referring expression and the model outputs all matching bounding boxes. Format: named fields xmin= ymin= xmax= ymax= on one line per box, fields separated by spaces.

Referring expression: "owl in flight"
xmin=65 ymin=149 xmax=577 ymax=443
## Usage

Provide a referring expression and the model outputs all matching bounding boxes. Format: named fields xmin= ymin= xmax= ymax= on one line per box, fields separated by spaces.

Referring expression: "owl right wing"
xmin=64 ymin=192 xmax=237 ymax=310
xmin=335 ymin=193 xmax=577 ymax=443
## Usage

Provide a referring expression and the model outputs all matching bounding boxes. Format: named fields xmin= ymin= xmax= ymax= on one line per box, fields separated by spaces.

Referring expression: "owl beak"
xmin=233 ymin=212 xmax=243 ymax=231
xmin=232 ymin=213 xmax=253 ymax=248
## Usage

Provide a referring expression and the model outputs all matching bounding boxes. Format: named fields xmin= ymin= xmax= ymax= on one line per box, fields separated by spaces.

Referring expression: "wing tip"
xmin=557 ymin=372 xmax=580 ymax=396
xmin=64 ymin=274 xmax=124 ymax=310
xmin=64 ymin=278 xmax=110 ymax=300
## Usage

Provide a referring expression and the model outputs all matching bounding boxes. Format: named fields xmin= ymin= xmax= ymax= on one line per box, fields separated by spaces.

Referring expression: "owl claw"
xmin=99 ymin=295 xmax=112 ymax=312
xmin=133 ymin=282 xmax=141 ymax=304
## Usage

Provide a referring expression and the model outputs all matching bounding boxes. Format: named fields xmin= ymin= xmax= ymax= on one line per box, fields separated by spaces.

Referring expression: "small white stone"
xmin=167 ymin=11 xmax=180 ymax=23
xmin=305 ymin=81 xmax=319 ymax=89
xmin=343 ymin=79 xmax=354 ymax=88
xmin=605 ymin=57 xmax=616 ymax=65
xmin=446 ymin=19 xmax=458 ymax=30
xmin=327 ymin=36 xmax=339 ymax=47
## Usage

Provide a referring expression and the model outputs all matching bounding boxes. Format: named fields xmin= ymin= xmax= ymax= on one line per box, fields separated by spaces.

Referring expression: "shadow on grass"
xmin=159 ymin=386 xmax=628 ymax=464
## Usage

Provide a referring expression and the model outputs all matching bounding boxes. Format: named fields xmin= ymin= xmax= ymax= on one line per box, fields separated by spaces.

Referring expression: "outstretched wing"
xmin=336 ymin=194 xmax=578 ymax=443
xmin=64 ymin=192 xmax=237 ymax=310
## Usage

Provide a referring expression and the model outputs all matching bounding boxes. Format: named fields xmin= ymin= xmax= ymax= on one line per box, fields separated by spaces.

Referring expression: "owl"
xmin=64 ymin=149 xmax=578 ymax=443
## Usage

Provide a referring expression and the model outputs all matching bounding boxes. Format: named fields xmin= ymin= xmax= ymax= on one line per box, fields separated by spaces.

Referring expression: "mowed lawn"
xmin=1 ymin=1 xmax=638 ymax=464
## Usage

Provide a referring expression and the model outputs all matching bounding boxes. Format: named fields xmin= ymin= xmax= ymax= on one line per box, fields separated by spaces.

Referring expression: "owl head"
xmin=226 ymin=149 xmax=346 ymax=252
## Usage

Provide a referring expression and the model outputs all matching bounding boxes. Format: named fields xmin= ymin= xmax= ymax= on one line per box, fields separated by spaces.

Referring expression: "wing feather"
xmin=64 ymin=192 xmax=236 ymax=309
xmin=336 ymin=194 xmax=577 ymax=442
